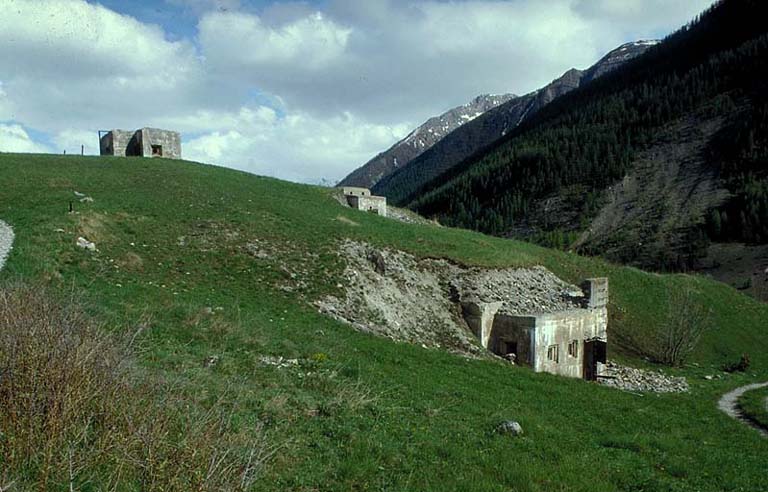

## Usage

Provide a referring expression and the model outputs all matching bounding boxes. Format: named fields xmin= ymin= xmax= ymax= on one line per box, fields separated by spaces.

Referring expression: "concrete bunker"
xmin=317 ymin=240 xmax=608 ymax=377
xmin=99 ymin=128 xmax=181 ymax=159
xmin=462 ymin=278 xmax=609 ymax=380
xmin=339 ymin=187 xmax=387 ymax=217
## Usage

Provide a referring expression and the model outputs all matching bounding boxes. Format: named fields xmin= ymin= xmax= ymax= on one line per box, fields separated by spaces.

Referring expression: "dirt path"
xmin=717 ymin=382 xmax=768 ymax=438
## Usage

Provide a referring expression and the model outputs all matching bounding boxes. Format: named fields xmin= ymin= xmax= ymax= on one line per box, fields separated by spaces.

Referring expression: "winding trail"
xmin=717 ymin=382 xmax=768 ymax=438
xmin=0 ymin=219 xmax=13 ymax=272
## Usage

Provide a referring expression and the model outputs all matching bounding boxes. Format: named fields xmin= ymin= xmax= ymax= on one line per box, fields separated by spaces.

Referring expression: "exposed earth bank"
xmin=315 ymin=240 xmax=585 ymax=357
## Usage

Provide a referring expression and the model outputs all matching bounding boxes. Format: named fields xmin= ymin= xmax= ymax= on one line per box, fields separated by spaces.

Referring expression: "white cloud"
xmin=198 ymin=1 xmax=602 ymax=124
xmin=0 ymin=124 xmax=51 ymax=153
xmin=572 ymin=0 xmax=714 ymax=30
xmin=200 ymin=10 xmax=351 ymax=71
xmin=0 ymin=0 xmax=204 ymax=133
xmin=182 ymin=106 xmax=410 ymax=183
xmin=0 ymin=0 xmax=717 ymax=183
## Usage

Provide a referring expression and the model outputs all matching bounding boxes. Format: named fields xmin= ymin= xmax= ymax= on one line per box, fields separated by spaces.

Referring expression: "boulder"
xmin=367 ymin=250 xmax=387 ymax=275
xmin=495 ymin=420 xmax=523 ymax=436
xmin=76 ymin=236 xmax=96 ymax=252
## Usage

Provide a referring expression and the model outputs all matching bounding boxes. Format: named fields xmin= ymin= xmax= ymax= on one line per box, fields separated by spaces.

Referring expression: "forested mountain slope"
xmin=409 ymin=0 xmax=768 ymax=285
xmin=373 ymin=41 xmax=657 ymax=204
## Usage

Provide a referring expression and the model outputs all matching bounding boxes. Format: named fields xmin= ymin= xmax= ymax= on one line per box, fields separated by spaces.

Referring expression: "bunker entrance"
xmin=504 ymin=341 xmax=518 ymax=357
xmin=152 ymin=145 xmax=163 ymax=156
xmin=125 ymin=135 xmax=142 ymax=156
xmin=583 ymin=339 xmax=607 ymax=381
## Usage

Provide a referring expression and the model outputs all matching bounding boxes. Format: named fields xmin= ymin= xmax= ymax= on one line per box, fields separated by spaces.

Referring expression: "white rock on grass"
xmin=76 ymin=236 xmax=97 ymax=252
xmin=496 ymin=421 xmax=523 ymax=436
xmin=0 ymin=220 xmax=14 ymax=271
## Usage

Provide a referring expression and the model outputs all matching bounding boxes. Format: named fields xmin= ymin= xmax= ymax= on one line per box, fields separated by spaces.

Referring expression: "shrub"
xmin=615 ymin=287 xmax=713 ymax=367
xmin=0 ymin=284 xmax=273 ymax=490
xmin=723 ymin=353 xmax=751 ymax=373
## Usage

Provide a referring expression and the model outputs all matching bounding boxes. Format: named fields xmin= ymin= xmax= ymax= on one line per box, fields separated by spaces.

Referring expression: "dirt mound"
xmin=316 ymin=240 xmax=584 ymax=356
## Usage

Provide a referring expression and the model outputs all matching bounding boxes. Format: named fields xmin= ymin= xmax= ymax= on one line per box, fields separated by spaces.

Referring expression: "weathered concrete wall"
xmin=488 ymin=314 xmax=536 ymax=366
xmin=467 ymin=276 xmax=609 ymax=379
xmin=533 ymin=308 xmax=607 ymax=378
xmin=461 ymin=301 xmax=502 ymax=349
xmin=100 ymin=130 xmax=134 ymax=156
xmin=339 ymin=187 xmax=388 ymax=217
xmin=99 ymin=128 xmax=181 ymax=158
xmin=139 ymin=128 xmax=182 ymax=159
xmin=348 ymin=195 xmax=388 ymax=217
xmin=341 ymin=187 xmax=372 ymax=197
xmin=582 ymin=277 xmax=609 ymax=309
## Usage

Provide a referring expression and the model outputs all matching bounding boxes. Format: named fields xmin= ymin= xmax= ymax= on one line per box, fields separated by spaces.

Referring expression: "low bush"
xmin=722 ymin=353 xmax=751 ymax=372
xmin=615 ymin=287 xmax=713 ymax=367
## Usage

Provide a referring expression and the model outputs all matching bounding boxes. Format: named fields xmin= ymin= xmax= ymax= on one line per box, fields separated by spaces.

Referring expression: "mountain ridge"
xmin=405 ymin=0 xmax=768 ymax=296
xmin=338 ymin=93 xmax=516 ymax=188
xmin=372 ymin=40 xmax=658 ymax=204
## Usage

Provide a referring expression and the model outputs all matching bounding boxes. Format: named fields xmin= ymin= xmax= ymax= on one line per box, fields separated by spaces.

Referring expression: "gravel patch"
xmin=0 ymin=220 xmax=13 ymax=272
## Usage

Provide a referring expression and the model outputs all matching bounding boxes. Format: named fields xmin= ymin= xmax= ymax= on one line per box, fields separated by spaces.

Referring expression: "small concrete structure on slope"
xmin=99 ymin=128 xmax=181 ymax=159
xmin=339 ymin=187 xmax=387 ymax=217
xmin=462 ymin=278 xmax=609 ymax=380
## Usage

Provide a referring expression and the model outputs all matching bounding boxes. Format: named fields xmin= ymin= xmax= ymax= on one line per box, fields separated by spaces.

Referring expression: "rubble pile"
xmin=597 ymin=360 xmax=689 ymax=393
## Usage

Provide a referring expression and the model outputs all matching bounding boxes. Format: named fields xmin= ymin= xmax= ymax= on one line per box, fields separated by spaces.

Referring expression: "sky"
xmin=0 ymin=0 xmax=715 ymax=183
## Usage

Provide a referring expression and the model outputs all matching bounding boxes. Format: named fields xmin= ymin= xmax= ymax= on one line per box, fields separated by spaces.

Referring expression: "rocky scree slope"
xmin=315 ymin=240 xmax=584 ymax=356
xmin=372 ymin=41 xmax=657 ymax=205
xmin=339 ymin=93 xmax=515 ymax=189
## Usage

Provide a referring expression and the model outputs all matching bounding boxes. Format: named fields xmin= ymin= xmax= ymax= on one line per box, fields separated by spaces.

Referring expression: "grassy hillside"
xmin=1 ymin=153 xmax=767 ymax=491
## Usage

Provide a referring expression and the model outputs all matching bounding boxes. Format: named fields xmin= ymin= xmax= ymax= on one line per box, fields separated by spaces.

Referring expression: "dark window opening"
xmin=151 ymin=144 xmax=163 ymax=156
xmin=547 ymin=344 xmax=559 ymax=363
xmin=568 ymin=340 xmax=579 ymax=358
